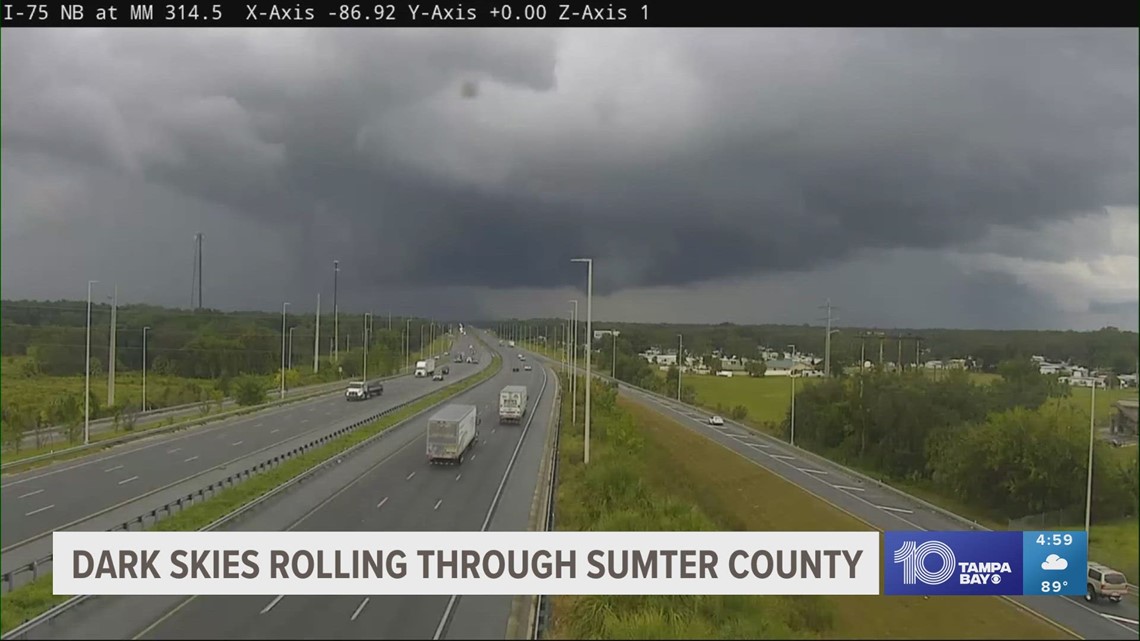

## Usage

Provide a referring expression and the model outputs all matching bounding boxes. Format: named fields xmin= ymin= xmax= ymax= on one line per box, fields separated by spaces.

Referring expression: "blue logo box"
xmin=884 ymin=531 xmax=1023 ymax=596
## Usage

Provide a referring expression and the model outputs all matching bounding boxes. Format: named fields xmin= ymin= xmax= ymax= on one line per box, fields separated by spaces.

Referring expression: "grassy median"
xmin=0 ymin=351 xmax=501 ymax=635
xmin=547 ymin=375 xmax=1072 ymax=640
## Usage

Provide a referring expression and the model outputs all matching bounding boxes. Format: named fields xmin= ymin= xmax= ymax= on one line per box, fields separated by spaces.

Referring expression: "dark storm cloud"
xmin=1 ymin=28 xmax=1136 ymax=301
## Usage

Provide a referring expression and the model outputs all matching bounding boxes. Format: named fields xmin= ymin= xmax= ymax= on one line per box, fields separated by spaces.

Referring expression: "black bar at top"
xmin=0 ymin=1 xmax=1134 ymax=27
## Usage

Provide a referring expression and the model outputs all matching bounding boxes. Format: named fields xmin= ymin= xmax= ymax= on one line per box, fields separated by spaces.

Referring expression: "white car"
xmin=709 ymin=416 xmax=725 ymax=426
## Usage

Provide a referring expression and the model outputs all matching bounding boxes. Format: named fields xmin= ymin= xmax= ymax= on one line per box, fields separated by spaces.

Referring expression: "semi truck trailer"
xmin=415 ymin=357 xmax=436 ymax=378
xmin=426 ymin=404 xmax=480 ymax=465
xmin=498 ymin=385 xmax=528 ymax=424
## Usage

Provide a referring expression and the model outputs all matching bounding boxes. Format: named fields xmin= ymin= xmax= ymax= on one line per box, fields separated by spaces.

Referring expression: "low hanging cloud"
xmin=1 ymin=28 xmax=1136 ymax=327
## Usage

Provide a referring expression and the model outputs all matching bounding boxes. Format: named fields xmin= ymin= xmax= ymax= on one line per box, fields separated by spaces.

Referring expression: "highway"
xmin=22 ymin=336 xmax=558 ymax=640
xmin=1 ymin=343 xmax=476 ymax=579
xmin=610 ymin=377 xmax=1140 ymax=640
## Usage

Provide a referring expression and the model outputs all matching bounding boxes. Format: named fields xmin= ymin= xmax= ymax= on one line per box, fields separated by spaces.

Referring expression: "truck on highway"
xmin=415 ymin=358 xmax=436 ymax=378
xmin=508 ymin=340 xmax=515 ymax=348
xmin=426 ymin=404 xmax=480 ymax=465
xmin=498 ymin=385 xmax=528 ymax=424
xmin=345 ymin=379 xmax=384 ymax=401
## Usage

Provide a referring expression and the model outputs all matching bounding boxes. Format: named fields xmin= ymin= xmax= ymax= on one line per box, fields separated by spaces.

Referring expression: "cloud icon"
xmin=1042 ymin=554 xmax=1068 ymax=571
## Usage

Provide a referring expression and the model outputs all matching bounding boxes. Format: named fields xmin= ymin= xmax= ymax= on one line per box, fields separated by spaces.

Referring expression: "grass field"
xmin=548 ymin=376 xmax=1071 ymax=639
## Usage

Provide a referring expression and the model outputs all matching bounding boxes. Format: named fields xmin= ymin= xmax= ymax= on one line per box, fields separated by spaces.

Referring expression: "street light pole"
xmin=280 ymin=302 xmax=291 ymax=399
xmin=1085 ymin=383 xmax=1097 ymax=538
xmin=612 ymin=331 xmax=617 ymax=378
xmin=572 ymin=258 xmax=593 ymax=465
xmin=314 ymin=293 xmax=321 ymax=374
xmin=333 ymin=260 xmax=340 ymax=362
xmin=569 ymin=300 xmax=578 ymax=427
xmin=788 ymin=343 xmax=797 ymax=446
xmin=288 ymin=327 xmax=296 ymax=370
xmin=142 ymin=326 xmax=150 ymax=412
xmin=85 ymin=280 xmax=98 ymax=445
xmin=363 ymin=313 xmax=373 ymax=381
xmin=405 ymin=319 xmax=412 ymax=372
xmin=677 ymin=334 xmax=683 ymax=400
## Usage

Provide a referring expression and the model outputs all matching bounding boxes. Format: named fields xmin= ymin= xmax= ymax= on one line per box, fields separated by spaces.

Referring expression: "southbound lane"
xmin=131 ymin=352 xmax=554 ymax=640
xmin=1 ymin=345 xmax=475 ymax=553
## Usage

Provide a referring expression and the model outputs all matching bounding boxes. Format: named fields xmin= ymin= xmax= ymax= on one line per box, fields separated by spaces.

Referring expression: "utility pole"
xmin=363 ymin=313 xmax=373 ymax=381
xmin=572 ymin=257 xmax=593 ymax=465
xmin=788 ymin=344 xmax=797 ymax=446
xmin=85 ymin=280 xmax=98 ymax=445
xmin=612 ymin=331 xmax=618 ymax=378
xmin=819 ymin=299 xmax=838 ymax=377
xmin=280 ymin=302 xmax=290 ymax=399
xmin=569 ymin=301 xmax=578 ymax=426
xmin=314 ymin=293 xmax=321 ymax=374
xmin=287 ymin=327 xmax=296 ymax=370
xmin=677 ymin=334 xmax=683 ymax=400
xmin=333 ymin=260 xmax=340 ymax=363
xmin=107 ymin=285 xmax=118 ymax=406
xmin=1085 ymin=383 xmax=1096 ymax=538
xmin=142 ymin=326 xmax=150 ymax=412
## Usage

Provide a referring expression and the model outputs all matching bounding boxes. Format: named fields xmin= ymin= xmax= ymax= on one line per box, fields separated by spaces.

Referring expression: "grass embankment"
xmin=547 ymin=375 xmax=1071 ymax=640
xmin=0 ymin=350 xmax=500 ymax=635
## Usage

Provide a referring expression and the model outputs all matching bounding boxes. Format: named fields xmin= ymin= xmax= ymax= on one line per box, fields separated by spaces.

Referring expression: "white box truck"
xmin=415 ymin=357 xmax=436 ymax=378
xmin=498 ymin=385 xmax=528 ymax=424
xmin=426 ymin=404 xmax=480 ymax=465
xmin=508 ymin=340 xmax=515 ymax=348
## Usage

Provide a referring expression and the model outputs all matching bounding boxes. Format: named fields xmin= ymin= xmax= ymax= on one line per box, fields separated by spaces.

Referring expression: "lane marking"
xmin=376 ymin=497 xmax=388 ymax=509
xmin=455 ymin=474 xmax=462 ymax=481
xmin=270 ymin=429 xmax=280 ymax=434
xmin=254 ymin=423 xmax=264 ymax=428
xmin=25 ymin=504 xmax=54 ymax=516
xmin=406 ymin=471 xmax=416 ymax=481
xmin=118 ymin=475 xmax=139 ymax=485
xmin=770 ymin=454 xmax=794 ymax=460
xmin=166 ymin=448 xmax=182 ymax=454
xmin=470 ymin=453 xmax=477 ymax=461
xmin=260 ymin=595 xmax=284 ymax=614
xmin=876 ymin=505 xmax=914 ymax=514
xmin=351 ymin=597 xmax=370 ymax=621
xmin=833 ymin=484 xmax=866 ymax=492
xmin=232 ymin=441 xmax=244 ymax=447
xmin=18 ymin=489 xmax=44 ymax=499
xmin=184 ymin=456 xmax=199 ymax=462
xmin=798 ymin=468 xmax=828 ymax=476
xmin=748 ymin=443 xmax=770 ymax=449
xmin=104 ymin=465 xmax=124 ymax=473
xmin=1099 ymin=613 xmax=1138 ymax=625
xmin=434 ymin=499 xmax=443 ymax=511
xmin=301 ymin=419 xmax=309 ymax=424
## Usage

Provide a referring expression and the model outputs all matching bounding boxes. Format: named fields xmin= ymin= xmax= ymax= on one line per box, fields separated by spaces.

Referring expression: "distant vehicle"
xmin=518 ymin=354 xmax=526 ymax=361
xmin=498 ymin=385 xmax=528 ymax=424
xmin=512 ymin=365 xmax=520 ymax=372
xmin=1086 ymin=562 xmax=1128 ymax=603
xmin=433 ymin=372 xmax=444 ymax=381
xmin=709 ymin=416 xmax=724 ymax=426
xmin=524 ymin=365 xmax=532 ymax=371
xmin=441 ymin=365 xmax=450 ymax=375
xmin=454 ymin=355 xmax=464 ymax=363
xmin=426 ymin=404 xmax=480 ymax=465
xmin=508 ymin=340 xmax=515 ymax=348
xmin=345 ymin=380 xmax=383 ymax=401
xmin=415 ymin=358 xmax=436 ymax=378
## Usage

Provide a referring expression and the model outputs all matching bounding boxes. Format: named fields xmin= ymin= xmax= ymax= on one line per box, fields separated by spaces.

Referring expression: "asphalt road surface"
xmin=28 ymin=336 xmax=558 ymax=640
xmin=612 ymin=379 xmax=1140 ymax=640
xmin=1 ymin=342 xmax=484 ymax=571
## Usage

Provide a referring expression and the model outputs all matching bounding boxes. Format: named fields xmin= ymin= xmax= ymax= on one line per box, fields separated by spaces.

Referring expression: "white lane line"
xmin=184 ymin=456 xmax=199 ymax=462
xmin=770 ymin=454 xmax=795 ymax=460
xmin=350 ymin=597 xmax=370 ymax=621
xmin=260 ymin=595 xmax=284 ymax=614
xmin=433 ymin=499 xmax=443 ymax=511
xmin=876 ymin=505 xmax=914 ymax=514
xmin=18 ymin=489 xmax=44 ymax=499
xmin=232 ymin=441 xmax=244 ymax=446
xmin=376 ymin=497 xmax=389 ymax=509
xmin=833 ymin=484 xmax=866 ymax=492
xmin=1100 ymin=613 xmax=1139 ymax=625
xmin=491 ymin=428 xmax=496 ymax=434
xmin=118 ymin=476 xmax=139 ymax=485
xmin=406 ymin=471 xmax=416 ymax=481
xmin=254 ymin=422 xmax=264 ymax=428
xmin=270 ymin=429 xmax=280 ymax=434
xmin=24 ymin=504 xmax=54 ymax=516
xmin=167 ymin=448 xmax=182 ymax=454
xmin=748 ymin=443 xmax=770 ymax=449
xmin=301 ymin=418 xmax=309 ymax=424
xmin=104 ymin=465 xmax=124 ymax=473
xmin=455 ymin=474 xmax=462 ymax=481
xmin=798 ymin=468 xmax=828 ymax=476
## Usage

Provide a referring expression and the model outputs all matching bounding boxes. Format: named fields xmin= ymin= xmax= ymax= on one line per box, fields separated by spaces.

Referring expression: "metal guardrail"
xmin=530 ymin=377 xmax=563 ymax=640
xmin=0 ymin=354 xmax=483 ymax=601
xmin=0 ymin=362 xmax=443 ymax=471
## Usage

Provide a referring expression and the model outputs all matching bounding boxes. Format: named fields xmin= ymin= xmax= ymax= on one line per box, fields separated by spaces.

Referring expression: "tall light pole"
xmin=569 ymin=300 xmax=578 ymax=427
xmin=142 ymin=326 xmax=150 ymax=412
xmin=420 ymin=325 xmax=425 ymax=360
xmin=363 ymin=313 xmax=373 ymax=381
xmin=612 ymin=331 xmax=617 ymax=378
xmin=788 ymin=343 xmax=797 ymax=446
xmin=84 ymin=280 xmax=98 ymax=445
xmin=280 ymin=302 xmax=291 ymax=399
xmin=677 ymin=334 xmax=683 ymax=400
xmin=1085 ymin=383 xmax=1097 ymax=538
xmin=107 ymin=285 xmax=118 ymax=406
xmin=287 ymin=327 xmax=297 ymax=370
xmin=333 ymin=260 xmax=340 ymax=362
xmin=405 ymin=318 xmax=412 ymax=372
xmin=313 ymin=293 xmax=321 ymax=374
xmin=572 ymin=258 xmax=593 ymax=465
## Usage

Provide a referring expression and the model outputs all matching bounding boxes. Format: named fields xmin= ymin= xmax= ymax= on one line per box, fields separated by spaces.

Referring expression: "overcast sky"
xmin=2 ymin=28 xmax=1136 ymax=330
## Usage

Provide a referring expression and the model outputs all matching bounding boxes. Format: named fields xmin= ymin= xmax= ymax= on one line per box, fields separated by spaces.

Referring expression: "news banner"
xmin=53 ymin=530 xmax=1088 ymax=597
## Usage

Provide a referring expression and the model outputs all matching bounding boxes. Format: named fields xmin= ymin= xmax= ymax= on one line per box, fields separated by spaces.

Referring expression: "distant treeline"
xmin=1 ymin=300 xmax=449 ymax=380
xmin=493 ymin=319 xmax=1139 ymax=374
